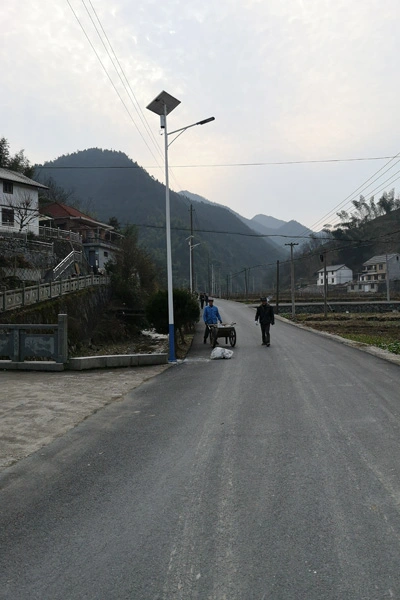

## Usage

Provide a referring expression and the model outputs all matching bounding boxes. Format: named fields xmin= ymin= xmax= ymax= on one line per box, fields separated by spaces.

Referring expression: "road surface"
xmin=1 ymin=299 xmax=400 ymax=599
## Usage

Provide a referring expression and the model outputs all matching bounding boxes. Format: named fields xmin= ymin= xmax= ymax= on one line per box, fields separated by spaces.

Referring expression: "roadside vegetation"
xmin=280 ymin=312 xmax=400 ymax=355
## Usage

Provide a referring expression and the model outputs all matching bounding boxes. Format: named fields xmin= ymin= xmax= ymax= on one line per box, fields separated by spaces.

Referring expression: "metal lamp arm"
xmin=168 ymin=117 xmax=215 ymax=147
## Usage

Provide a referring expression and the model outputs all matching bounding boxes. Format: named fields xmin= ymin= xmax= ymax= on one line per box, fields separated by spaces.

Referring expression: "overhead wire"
xmin=67 ymin=0 xmax=193 ymax=203
xmin=300 ymin=151 xmax=400 ymax=234
xmin=87 ymin=1 xmax=193 ymax=204
xmin=84 ymin=0 xmax=163 ymax=158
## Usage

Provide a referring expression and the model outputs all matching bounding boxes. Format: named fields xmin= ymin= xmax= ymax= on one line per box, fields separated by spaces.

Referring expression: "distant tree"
xmin=108 ymin=216 xmax=121 ymax=231
xmin=334 ymin=191 xmax=400 ymax=233
xmin=107 ymin=224 xmax=158 ymax=308
xmin=37 ymin=175 xmax=77 ymax=208
xmin=0 ymin=137 xmax=34 ymax=177
xmin=5 ymin=190 xmax=39 ymax=232
xmin=377 ymin=189 xmax=400 ymax=214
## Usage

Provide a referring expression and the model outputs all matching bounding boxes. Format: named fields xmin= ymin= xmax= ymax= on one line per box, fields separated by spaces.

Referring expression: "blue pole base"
xmin=168 ymin=323 xmax=177 ymax=362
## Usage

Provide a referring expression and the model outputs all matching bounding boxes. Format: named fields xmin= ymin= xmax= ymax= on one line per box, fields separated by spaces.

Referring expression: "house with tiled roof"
xmin=41 ymin=202 xmax=121 ymax=272
xmin=316 ymin=264 xmax=353 ymax=286
xmin=0 ymin=168 xmax=48 ymax=235
xmin=348 ymin=254 xmax=400 ymax=293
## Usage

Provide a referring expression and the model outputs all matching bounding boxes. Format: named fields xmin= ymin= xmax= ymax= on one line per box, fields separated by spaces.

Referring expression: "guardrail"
xmin=0 ymin=274 xmax=110 ymax=313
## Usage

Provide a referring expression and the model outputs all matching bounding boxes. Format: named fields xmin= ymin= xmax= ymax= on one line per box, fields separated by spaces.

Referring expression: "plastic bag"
xmin=210 ymin=347 xmax=233 ymax=360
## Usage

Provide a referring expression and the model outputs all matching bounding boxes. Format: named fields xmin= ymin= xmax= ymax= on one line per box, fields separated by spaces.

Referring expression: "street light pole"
xmin=285 ymin=242 xmax=298 ymax=318
xmin=146 ymin=91 xmax=214 ymax=361
xmin=186 ymin=236 xmax=201 ymax=293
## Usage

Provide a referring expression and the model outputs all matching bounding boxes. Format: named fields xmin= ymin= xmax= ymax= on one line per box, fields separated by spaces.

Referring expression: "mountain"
xmin=181 ymin=191 xmax=313 ymax=249
xmin=35 ymin=149 xmax=285 ymax=292
xmin=252 ymin=214 xmax=287 ymax=230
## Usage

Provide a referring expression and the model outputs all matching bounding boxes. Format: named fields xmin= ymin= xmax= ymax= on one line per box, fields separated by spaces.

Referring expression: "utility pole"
xmin=285 ymin=243 xmax=298 ymax=318
xmin=207 ymin=254 xmax=211 ymax=295
xmin=189 ymin=204 xmax=194 ymax=293
xmin=276 ymin=260 xmax=280 ymax=314
xmin=319 ymin=252 xmax=328 ymax=317
xmin=244 ymin=268 xmax=249 ymax=302
xmin=386 ymin=253 xmax=390 ymax=302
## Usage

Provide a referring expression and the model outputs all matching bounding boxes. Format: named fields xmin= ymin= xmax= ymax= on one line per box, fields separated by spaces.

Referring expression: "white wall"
xmin=0 ymin=182 xmax=39 ymax=235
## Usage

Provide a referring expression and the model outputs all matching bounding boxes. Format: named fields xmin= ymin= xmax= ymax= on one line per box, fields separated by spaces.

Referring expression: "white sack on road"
xmin=210 ymin=347 xmax=233 ymax=359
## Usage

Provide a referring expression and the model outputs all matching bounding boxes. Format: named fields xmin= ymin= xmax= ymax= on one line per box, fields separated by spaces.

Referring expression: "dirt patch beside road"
xmin=281 ymin=312 xmax=400 ymax=353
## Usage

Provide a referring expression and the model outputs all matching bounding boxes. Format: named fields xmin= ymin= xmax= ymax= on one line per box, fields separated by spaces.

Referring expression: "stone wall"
xmin=0 ymin=286 xmax=112 ymax=347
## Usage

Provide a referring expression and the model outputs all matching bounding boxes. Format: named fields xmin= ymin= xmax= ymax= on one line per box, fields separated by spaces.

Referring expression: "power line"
xmin=83 ymin=0 xmax=163 ymax=160
xmin=68 ymin=1 xmax=195 ymax=200
xmin=66 ymin=0 xmax=163 ymax=168
xmin=304 ymin=152 xmax=400 ymax=233
xmin=36 ymin=155 xmax=398 ymax=169
xmin=144 ymin=155 xmax=398 ymax=167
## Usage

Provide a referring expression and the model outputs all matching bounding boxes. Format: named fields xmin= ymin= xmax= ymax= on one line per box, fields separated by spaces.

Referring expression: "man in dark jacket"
xmin=255 ymin=297 xmax=274 ymax=346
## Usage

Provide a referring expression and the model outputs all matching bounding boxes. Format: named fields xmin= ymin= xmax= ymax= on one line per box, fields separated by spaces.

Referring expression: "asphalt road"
xmin=2 ymin=299 xmax=400 ymax=599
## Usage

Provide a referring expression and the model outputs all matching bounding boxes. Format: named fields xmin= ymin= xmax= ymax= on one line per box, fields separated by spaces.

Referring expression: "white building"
xmin=317 ymin=264 xmax=353 ymax=286
xmin=0 ymin=168 xmax=48 ymax=236
xmin=348 ymin=254 xmax=400 ymax=293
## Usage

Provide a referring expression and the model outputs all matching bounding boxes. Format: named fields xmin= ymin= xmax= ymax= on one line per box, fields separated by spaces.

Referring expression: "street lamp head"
xmin=197 ymin=117 xmax=215 ymax=126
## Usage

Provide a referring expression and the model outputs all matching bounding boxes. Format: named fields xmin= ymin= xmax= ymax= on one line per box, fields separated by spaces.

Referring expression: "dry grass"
xmin=281 ymin=312 xmax=400 ymax=354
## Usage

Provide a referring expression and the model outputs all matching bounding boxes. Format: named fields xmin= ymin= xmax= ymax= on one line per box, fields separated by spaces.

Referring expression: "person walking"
xmin=199 ymin=292 xmax=206 ymax=309
xmin=255 ymin=297 xmax=275 ymax=346
xmin=203 ymin=297 xmax=223 ymax=343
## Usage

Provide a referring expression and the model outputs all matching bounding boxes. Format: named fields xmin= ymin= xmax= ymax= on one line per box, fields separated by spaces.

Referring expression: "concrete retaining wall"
xmin=67 ymin=353 xmax=168 ymax=370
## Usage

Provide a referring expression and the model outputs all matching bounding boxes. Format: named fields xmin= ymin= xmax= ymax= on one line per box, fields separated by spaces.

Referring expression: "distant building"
xmin=348 ymin=254 xmax=400 ymax=293
xmin=0 ymin=168 xmax=48 ymax=236
xmin=317 ymin=264 xmax=353 ymax=286
xmin=40 ymin=202 xmax=121 ymax=272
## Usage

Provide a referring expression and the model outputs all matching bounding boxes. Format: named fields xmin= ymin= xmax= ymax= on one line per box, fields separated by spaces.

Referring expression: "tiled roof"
xmin=0 ymin=167 xmax=48 ymax=189
xmin=363 ymin=254 xmax=399 ymax=265
xmin=317 ymin=264 xmax=350 ymax=273
xmin=43 ymin=202 xmax=89 ymax=219
xmin=42 ymin=202 xmax=112 ymax=228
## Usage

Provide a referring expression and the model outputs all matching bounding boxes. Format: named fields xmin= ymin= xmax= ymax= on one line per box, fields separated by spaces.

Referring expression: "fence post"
xmin=57 ymin=314 xmax=68 ymax=363
xmin=13 ymin=329 xmax=19 ymax=362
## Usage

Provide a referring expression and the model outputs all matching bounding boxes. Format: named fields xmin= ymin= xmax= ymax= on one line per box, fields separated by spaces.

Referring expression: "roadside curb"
xmin=67 ymin=353 xmax=168 ymax=370
xmin=0 ymin=353 xmax=168 ymax=372
xmin=276 ymin=314 xmax=400 ymax=368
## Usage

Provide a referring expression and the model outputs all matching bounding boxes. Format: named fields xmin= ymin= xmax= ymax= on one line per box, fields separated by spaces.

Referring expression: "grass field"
xmin=280 ymin=312 xmax=400 ymax=355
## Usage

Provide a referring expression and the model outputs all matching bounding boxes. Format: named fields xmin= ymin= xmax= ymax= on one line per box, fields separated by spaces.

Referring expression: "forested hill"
xmin=35 ymin=148 xmax=285 ymax=291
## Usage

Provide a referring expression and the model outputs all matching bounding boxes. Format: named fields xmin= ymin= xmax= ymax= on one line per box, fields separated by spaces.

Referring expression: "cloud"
xmin=1 ymin=0 xmax=400 ymax=227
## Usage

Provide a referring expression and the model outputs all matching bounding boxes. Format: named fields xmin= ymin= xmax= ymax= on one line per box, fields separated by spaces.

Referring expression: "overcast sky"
xmin=2 ymin=0 xmax=400 ymax=231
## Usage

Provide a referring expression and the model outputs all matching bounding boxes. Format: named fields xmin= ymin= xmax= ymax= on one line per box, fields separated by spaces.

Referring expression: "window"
xmin=2 ymin=207 xmax=14 ymax=225
xmin=379 ymin=264 xmax=383 ymax=270
xmin=3 ymin=181 xmax=13 ymax=194
xmin=331 ymin=278 xmax=334 ymax=283
xmin=104 ymin=251 xmax=109 ymax=257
